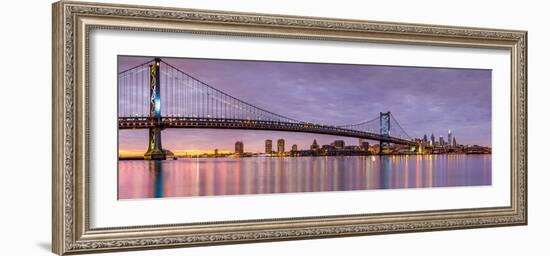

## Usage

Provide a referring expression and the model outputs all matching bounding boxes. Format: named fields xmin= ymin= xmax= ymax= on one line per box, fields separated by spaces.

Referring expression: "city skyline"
xmin=118 ymin=56 xmax=492 ymax=153
xmin=120 ymin=128 xmax=474 ymax=155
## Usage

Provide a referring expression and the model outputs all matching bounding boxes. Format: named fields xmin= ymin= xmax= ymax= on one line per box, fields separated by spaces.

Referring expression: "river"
xmin=118 ymin=154 xmax=491 ymax=199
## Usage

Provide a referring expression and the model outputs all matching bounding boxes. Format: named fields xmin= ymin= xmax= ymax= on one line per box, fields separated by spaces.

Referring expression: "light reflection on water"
xmin=118 ymin=155 xmax=491 ymax=199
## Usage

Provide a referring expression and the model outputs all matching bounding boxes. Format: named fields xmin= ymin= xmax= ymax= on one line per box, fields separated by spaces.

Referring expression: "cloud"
xmin=118 ymin=56 xmax=492 ymax=150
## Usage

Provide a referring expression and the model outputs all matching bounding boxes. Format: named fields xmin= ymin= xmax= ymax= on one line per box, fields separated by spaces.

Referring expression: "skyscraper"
xmin=430 ymin=133 xmax=435 ymax=146
xmin=423 ymin=134 xmax=428 ymax=144
xmin=439 ymin=136 xmax=444 ymax=146
xmin=265 ymin=139 xmax=272 ymax=154
xmin=277 ymin=139 xmax=285 ymax=153
xmin=453 ymin=136 xmax=457 ymax=147
xmin=448 ymin=130 xmax=452 ymax=146
xmin=235 ymin=141 xmax=244 ymax=154
xmin=291 ymin=144 xmax=298 ymax=151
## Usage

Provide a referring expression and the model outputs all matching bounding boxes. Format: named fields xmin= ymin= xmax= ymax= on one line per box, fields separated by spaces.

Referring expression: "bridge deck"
xmin=118 ymin=116 xmax=417 ymax=146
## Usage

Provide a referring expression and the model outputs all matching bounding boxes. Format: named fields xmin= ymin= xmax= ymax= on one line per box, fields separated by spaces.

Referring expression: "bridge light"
xmin=154 ymin=101 xmax=160 ymax=115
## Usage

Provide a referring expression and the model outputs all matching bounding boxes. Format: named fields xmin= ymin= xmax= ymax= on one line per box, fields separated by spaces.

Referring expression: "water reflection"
xmin=118 ymin=155 xmax=492 ymax=199
xmin=150 ymin=161 xmax=163 ymax=198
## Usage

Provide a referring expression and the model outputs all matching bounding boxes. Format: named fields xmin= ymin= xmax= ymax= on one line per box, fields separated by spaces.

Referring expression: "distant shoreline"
xmin=118 ymin=152 xmax=491 ymax=161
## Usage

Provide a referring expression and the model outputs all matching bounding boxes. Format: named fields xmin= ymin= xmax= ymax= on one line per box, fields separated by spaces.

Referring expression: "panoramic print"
xmin=117 ymin=56 xmax=492 ymax=199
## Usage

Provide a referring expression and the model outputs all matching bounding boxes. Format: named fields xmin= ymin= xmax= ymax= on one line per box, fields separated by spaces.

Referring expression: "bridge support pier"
xmin=144 ymin=58 xmax=174 ymax=160
xmin=144 ymin=126 xmax=174 ymax=160
xmin=378 ymin=112 xmax=391 ymax=155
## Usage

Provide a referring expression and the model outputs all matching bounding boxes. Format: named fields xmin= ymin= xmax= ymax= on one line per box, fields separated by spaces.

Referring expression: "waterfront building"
xmin=265 ymin=139 xmax=273 ymax=154
xmin=277 ymin=139 xmax=285 ymax=153
xmin=334 ymin=140 xmax=345 ymax=149
xmin=360 ymin=141 xmax=370 ymax=151
xmin=310 ymin=139 xmax=320 ymax=151
xmin=439 ymin=136 xmax=445 ymax=146
xmin=431 ymin=133 xmax=435 ymax=146
xmin=290 ymin=144 xmax=300 ymax=157
xmin=448 ymin=130 xmax=453 ymax=146
xmin=344 ymin=145 xmax=360 ymax=151
xmin=235 ymin=141 xmax=244 ymax=154
xmin=423 ymin=134 xmax=428 ymax=144
xmin=322 ymin=144 xmax=334 ymax=151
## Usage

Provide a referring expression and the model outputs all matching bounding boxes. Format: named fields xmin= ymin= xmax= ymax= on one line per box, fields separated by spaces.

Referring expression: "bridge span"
xmin=118 ymin=58 xmax=418 ymax=159
xmin=119 ymin=117 xmax=417 ymax=146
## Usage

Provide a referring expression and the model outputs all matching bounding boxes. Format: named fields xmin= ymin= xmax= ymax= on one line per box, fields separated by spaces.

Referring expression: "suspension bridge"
xmin=118 ymin=58 xmax=418 ymax=160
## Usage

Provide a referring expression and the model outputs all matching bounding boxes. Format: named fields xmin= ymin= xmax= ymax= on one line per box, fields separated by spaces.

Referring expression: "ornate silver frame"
xmin=52 ymin=1 xmax=527 ymax=255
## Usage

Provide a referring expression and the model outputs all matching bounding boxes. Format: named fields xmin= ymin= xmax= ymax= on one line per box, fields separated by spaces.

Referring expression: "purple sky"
xmin=118 ymin=55 xmax=491 ymax=152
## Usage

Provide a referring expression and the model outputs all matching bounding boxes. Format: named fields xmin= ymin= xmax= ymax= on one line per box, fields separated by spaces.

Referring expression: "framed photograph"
xmin=52 ymin=1 xmax=527 ymax=255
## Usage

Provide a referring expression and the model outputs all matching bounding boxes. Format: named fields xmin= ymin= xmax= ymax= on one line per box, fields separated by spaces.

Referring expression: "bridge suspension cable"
xmin=118 ymin=59 xmax=155 ymax=75
xmin=389 ymin=113 xmax=413 ymax=140
xmin=159 ymin=60 xmax=301 ymax=123
xmin=335 ymin=117 xmax=379 ymax=134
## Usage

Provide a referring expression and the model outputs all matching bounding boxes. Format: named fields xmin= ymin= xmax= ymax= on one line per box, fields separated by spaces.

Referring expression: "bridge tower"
xmin=144 ymin=58 xmax=174 ymax=160
xmin=379 ymin=112 xmax=391 ymax=155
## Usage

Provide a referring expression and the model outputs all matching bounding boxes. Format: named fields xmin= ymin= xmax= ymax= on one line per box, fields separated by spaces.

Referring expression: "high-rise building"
xmin=334 ymin=140 xmax=345 ymax=149
xmin=360 ymin=141 xmax=370 ymax=151
xmin=214 ymin=149 xmax=218 ymax=156
xmin=439 ymin=136 xmax=444 ymax=146
xmin=430 ymin=133 xmax=435 ymax=146
xmin=277 ymin=139 xmax=285 ymax=153
xmin=453 ymin=136 xmax=457 ymax=147
xmin=291 ymin=144 xmax=298 ymax=151
xmin=265 ymin=139 xmax=272 ymax=154
xmin=310 ymin=139 xmax=320 ymax=151
xmin=448 ymin=130 xmax=452 ymax=146
xmin=235 ymin=141 xmax=244 ymax=154
xmin=423 ymin=134 xmax=428 ymax=144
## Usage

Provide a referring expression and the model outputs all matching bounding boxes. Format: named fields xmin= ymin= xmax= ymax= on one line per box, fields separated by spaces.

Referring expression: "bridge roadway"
xmin=118 ymin=116 xmax=417 ymax=146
